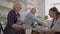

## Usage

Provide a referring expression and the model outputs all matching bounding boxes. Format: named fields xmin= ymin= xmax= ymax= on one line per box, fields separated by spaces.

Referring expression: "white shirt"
xmin=53 ymin=16 xmax=60 ymax=32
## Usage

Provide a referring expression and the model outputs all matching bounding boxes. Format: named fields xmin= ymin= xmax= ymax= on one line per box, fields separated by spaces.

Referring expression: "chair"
xmin=0 ymin=23 xmax=4 ymax=34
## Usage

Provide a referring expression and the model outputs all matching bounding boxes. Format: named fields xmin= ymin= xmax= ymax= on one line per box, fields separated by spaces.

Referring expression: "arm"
xmin=49 ymin=29 xmax=56 ymax=34
xmin=42 ymin=28 xmax=56 ymax=34
xmin=29 ymin=14 xmax=40 ymax=23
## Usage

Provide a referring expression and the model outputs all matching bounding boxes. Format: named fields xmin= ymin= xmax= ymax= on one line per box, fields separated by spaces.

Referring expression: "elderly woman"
xmin=4 ymin=2 xmax=26 ymax=34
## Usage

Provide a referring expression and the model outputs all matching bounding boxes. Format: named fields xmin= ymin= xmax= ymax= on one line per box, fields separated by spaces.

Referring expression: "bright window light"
xmin=45 ymin=0 xmax=60 ymax=20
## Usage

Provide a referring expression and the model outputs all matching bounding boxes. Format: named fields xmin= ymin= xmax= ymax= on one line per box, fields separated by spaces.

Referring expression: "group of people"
xmin=3 ymin=2 xmax=60 ymax=34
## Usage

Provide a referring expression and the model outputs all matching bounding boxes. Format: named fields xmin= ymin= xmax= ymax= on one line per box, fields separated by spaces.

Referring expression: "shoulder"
xmin=8 ymin=10 xmax=16 ymax=16
xmin=9 ymin=10 xmax=15 ymax=14
xmin=56 ymin=16 xmax=60 ymax=23
xmin=58 ymin=16 xmax=60 ymax=21
xmin=8 ymin=10 xmax=16 ymax=15
xmin=26 ymin=12 xmax=31 ymax=16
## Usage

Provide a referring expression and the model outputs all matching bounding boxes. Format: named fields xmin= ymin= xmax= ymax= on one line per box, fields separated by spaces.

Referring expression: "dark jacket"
xmin=4 ymin=10 xmax=25 ymax=34
xmin=4 ymin=10 xmax=17 ymax=31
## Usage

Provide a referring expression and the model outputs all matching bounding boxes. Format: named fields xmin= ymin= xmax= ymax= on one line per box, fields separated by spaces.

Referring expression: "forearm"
xmin=12 ymin=24 xmax=23 ymax=28
xmin=45 ymin=29 xmax=56 ymax=34
xmin=50 ymin=29 xmax=56 ymax=34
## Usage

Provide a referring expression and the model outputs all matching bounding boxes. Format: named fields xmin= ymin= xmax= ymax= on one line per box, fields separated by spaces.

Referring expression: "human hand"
xmin=42 ymin=29 xmax=55 ymax=34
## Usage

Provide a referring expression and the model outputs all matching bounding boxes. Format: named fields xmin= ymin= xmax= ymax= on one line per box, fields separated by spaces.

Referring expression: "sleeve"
xmin=29 ymin=14 xmax=40 ymax=23
xmin=7 ymin=11 xmax=15 ymax=27
xmin=24 ymin=13 xmax=40 ymax=25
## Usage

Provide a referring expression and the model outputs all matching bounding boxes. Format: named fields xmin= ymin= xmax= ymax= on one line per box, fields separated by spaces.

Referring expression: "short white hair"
xmin=13 ymin=2 xmax=22 ymax=9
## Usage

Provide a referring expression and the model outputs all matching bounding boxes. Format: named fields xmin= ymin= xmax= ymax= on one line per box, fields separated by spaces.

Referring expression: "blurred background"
xmin=0 ymin=0 xmax=45 ymax=22
xmin=0 ymin=0 xmax=60 ymax=34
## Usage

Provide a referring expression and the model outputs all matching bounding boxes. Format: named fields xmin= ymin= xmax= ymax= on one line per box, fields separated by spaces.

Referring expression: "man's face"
xmin=31 ymin=8 xmax=36 ymax=14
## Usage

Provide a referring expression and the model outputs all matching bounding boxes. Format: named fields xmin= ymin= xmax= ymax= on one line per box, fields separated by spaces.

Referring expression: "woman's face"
xmin=15 ymin=5 xmax=22 ymax=12
xmin=49 ymin=11 xmax=56 ymax=18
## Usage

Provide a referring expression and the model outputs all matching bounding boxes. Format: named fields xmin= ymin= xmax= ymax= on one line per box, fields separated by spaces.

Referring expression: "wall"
xmin=37 ymin=0 xmax=45 ymax=19
xmin=0 ymin=0 xmax=45 ymax=21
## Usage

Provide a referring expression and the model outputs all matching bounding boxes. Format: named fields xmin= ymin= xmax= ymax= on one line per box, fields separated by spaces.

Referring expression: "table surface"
xmin=25 ymin=25 xmax=49 ymax=34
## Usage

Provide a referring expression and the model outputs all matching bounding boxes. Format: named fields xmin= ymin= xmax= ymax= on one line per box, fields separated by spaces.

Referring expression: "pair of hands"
xmin=12 ymin=24 xmax=32 ymax=29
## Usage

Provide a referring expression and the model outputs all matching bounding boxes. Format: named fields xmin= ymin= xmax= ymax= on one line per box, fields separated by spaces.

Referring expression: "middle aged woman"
xmin=4 ymin=2 xmax=26 ymax=34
